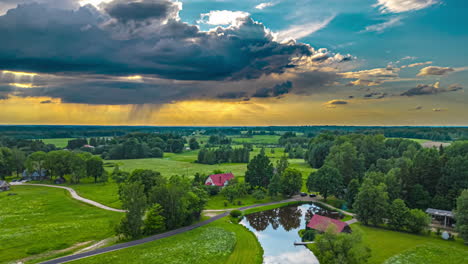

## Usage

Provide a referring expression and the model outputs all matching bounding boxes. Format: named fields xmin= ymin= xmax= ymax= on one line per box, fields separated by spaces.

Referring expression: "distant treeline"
xmin=197 ymin=146 xmax=250 ymax=164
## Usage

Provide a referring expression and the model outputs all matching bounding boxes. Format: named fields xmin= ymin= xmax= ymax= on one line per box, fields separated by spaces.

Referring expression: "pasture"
xmin=0 ymin=185 xmax=121 ymax=263
xmin=41 ymin=138 xmax=75 ymax=148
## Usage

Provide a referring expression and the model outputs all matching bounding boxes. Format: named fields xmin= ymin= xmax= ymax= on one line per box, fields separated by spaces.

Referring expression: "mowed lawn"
xmin=352 ymin=223 xmax=468 ymax=264
xmin=70 ymin=218 xmax=262 ymax=264
xmin=0 ymin=185 xmax=122 ymax=263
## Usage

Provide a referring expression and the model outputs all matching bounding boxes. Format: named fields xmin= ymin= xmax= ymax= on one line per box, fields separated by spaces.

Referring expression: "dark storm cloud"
xmin=105 ymin=0 xmax=179 ymax=23
xmin=401 ymin=82 xmax=463 ymax=96
xmin=0 ymin=2 xmax=315 ymax=81
xmin=217 ymin=91 xmax=248 ymax=99
xmin=252 ymin=81 xmax=293 ymax=98
xmin=329 ymin=100 xmax=348 ymax=105
xmin=363 ymin=92 xmax=387 ymax=99
xmin=40 ymin=100 xmax=53 ymax=104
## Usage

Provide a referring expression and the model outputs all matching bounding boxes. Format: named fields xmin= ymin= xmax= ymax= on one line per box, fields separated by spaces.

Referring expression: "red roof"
xmin=307 ymin=214 xmax=348 ymax=233
xmin=205 ymin=173 xmax=234 ymax=186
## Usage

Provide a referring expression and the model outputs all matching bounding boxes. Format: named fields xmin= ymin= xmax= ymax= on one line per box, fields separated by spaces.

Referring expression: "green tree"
xmin=111 ymin=166 xmax=130 ymax=183
xmin=388 ymin=199 xmax=409 ymax=231
xmin=455 ymin=190 xmax=468 ymax=243
xmin=406 ymin=209 xmax=430 ymax=234
xmin=86 ymin=156 xmax=104 ymax=183
xmin=189 ymin=138 xmax=200 ymax=150
xmin=128 ymin=169 xmax=166 ymax=197
xmin=268 ymin=171 xmax=282 ymax=197
xmin=411 ymin=148 xmax=441 ymax=194
xmin=315 ymin=228 xmax=371 ymax=264
xmin=354 ymin=179 xmax=389 ymax=226
xmin=252 ymin=188 xmax=266 ymax=200
xmin=407 ymin=184 xmax=430 ymax=209
xmin=69 ymin=153 xmax=87 ymax=184
xmin=307 ymin=166 xmax=343 ymax=201
xmin=276 ymin=155 xmax=289 ymax=176
xmin=345 ymin=179 xmax=360 ymax=208
xmin=44 ymin=150 xmax=72 ymax=179
xmin=117 ymin=182 xmax=147 ymax=239
xmin=25 ymin=151 xmax=46 ymax=176
xmin=245 ymin=149 xmax=274 ymax=188
xmin=221 ymin=184 xmax=239 ymax=203
xmin=144 ymin=203 xmax=166 ymax=235
xmin=11 ymin=148 xmax=26 ymax=177
xmin=280 ymin=168 xmax=302 ymax=197
xmin=325 ymin=142 xmax=364 ymax=185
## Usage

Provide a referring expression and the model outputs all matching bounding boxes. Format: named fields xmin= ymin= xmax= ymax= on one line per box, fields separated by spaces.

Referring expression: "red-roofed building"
xmin=307 ymin=214 xmax=351 ymax=233
xmin=205 ymin=173 xmax=234 ymax=187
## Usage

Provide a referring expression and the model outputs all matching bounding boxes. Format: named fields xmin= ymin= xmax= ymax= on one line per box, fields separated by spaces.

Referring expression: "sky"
xmin=0 ymin=0 xmax=467 ymax=126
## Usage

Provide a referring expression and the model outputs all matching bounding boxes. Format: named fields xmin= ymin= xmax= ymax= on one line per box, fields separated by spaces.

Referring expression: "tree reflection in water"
xmin=245 ymin=203 xmax=338 ymax=232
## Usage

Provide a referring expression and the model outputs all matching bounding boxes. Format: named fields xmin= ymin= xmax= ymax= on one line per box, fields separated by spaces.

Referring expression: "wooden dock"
xmin=294 ymin=241 xmax=315 ymax=246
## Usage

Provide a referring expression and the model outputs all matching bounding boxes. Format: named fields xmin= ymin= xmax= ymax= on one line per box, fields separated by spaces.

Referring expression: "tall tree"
xmin=280 ymin=168 xmax=302 ymax=197
xmin=117 ymin=182 xmax=147 ymax=239
xmin=25 ymin=151 xmax=46 ymax=175
xmin=455 ymin=190 xmax=468 ymax=243
xmin=245 ymin=149 xmax=274 ymax=188
xmin=11 ymin=148 xmax=26 ymax=177
xmin=325 ymin=142 xmax=364 ymax=185
xmin=345 ymin=179 xmax=360 ymax=208
xmin=354 ymin=179 xmax=389 ymax=226
xmin=276 ymin=155 xmax=289 ymax=176
xmin=144 ymin=203 xmax=166 ymax=235
xmin=306 ymin=166 xmax=343 ymax=201
xmin=128 ymin=169 xmax=166 ymax=197
xmin=411 ymin=148 xmax=441 ymax=194
xmin=86 ymin=156 xmax=104 ymax=183
xmin=315 ymin=229 xmax=371 ymax=264
xmin=189 ymin=138 xmax=200 ymax=150
xmin=387 ymin=199 xmax=409 ymax=231
xmin=268 ymin=171 xmax=282 ymax=197
xmin=0 ymin=147 xmax=13 ymax=179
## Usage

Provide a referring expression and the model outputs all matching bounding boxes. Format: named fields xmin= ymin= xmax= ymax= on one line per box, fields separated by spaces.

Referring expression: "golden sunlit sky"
xmin=0 ymin=0 xmax=467 ymax=126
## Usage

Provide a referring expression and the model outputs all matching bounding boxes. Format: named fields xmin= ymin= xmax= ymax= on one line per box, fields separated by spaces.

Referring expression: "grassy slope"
xmin=352 ymin=224 xmax=468 ymax=264
xmin=41 ymin=138 xmax=74 ymax=148
xmin=70 ymin=218 xmax=262 ymax=264
xmin=0 ymin=185 xmax=121 ymax=263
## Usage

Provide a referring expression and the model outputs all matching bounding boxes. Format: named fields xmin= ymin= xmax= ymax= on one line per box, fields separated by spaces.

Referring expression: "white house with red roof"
xmin=205 ymin=173 xmax=234 ymax=187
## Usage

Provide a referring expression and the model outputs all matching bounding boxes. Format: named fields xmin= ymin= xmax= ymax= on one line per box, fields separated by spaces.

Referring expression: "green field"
xmin=352 ymin=224 xmax=468 ymax=264
xmin=70 ymin=217 xmax=262 ymax=264
xmin=230 ymin=135 xmax=280 ymax=144
xmin=0 ymin=185 xmax=122 ymax=263
xmin=41 ymin=138 xmax=75 ymax=148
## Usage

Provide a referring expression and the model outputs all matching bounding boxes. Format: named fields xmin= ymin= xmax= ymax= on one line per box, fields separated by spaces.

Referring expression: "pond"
xmin=241 ymin=203 xmax=342 ymax=264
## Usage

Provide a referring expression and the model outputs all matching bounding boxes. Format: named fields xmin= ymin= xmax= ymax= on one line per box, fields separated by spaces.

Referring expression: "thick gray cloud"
xmin=105 ymin=0 xmax=179 ymax=23
xmin=252 ymin=81 xmax=293 ymax=98
xmin=401 ymin=82 xmax=463 ymax=96
xmin=0 ymin=0 xmax=77 ymax=15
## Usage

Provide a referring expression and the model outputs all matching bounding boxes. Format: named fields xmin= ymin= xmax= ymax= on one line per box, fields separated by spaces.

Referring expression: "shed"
xmin=425 ymin=208 xmax=455 ymax=228
xmin=307 ymin=214 xmax=351 ymax=233
xmin=205 ymin=173 xmax=234 ymax=187
xmin=0 ymin=180 xmax=11 ymax=192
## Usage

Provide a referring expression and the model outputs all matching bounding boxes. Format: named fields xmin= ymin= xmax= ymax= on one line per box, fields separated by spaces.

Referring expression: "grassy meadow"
xmin=0 ymin=185 xmax=122 ymax=263
xmin=70 ymin=217 xmax=262 ymax=264
xmin=41 ymin=138 xmax=75 ymax=148
xmin=352 ymin=224 xmax=468 ymax=264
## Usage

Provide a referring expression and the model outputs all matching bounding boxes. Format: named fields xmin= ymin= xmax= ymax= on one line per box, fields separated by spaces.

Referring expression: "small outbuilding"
xmin=425 ymin=208 xmax=455 ymax=228
xmin=22 ymin=169 xmax=48 ymax=181
xmin=0 ymin=180 xmax=11 ymax=192
xmin=307 ymin=214 xmax=351 ymax=233
xmin=205 ymin=173 xmax=234 ymax=187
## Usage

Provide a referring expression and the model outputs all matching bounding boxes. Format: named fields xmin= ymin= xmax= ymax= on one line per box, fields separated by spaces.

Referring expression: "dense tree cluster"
xmin=207 ymin=135 xmax=232 ymax=145
xmin=116 ymin=170 xmax=208 ymax=238
xmin=197 ymin=147 xmax=250 ymax=164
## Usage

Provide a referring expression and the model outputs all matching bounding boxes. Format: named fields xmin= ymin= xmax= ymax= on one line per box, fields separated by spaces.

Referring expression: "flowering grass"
xmin=0 ymin=185 xmax=121 ymax=263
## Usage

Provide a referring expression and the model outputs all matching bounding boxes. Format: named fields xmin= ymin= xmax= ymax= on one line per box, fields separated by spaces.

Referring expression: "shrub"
xmin=302 ymin=229 xmax=316 ymax=242
xmin=223 ymin=200 xmax=229 ymax=207
xmin=237 ymin=200 xmax=242 ymax=206
xmin=230 ymin=210 xmax=242 ymax=218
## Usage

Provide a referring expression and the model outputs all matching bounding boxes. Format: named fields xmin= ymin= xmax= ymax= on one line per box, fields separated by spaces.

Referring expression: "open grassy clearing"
xmin=351 ymin=223 xmax=468 ymax=264
xmin=41 ymin=138 xmax=75 ymax=148
xmin=70 ymin=217 xmax=262 ymax=264
xmin=230 ymin=135 xmax=280 ymax=144
xmin=0 ymin=185 xmax=121 ymax=264
xmin=205 ymin=193 xmax=283 ymax=209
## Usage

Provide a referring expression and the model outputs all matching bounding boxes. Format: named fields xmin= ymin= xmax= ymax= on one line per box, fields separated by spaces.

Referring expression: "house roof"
xmin=0 ymin=180 xmax=10 ymax=187
xmin=307 ymin=214 xmax=348 ymax=233
xmin=426 ymin=208 xmax=454 ymax=218
xmin=206 ymin=173 xmax=234 ymax=186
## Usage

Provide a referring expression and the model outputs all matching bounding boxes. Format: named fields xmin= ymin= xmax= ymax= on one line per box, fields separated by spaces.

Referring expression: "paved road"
xmin=11 ymin=183 xmax=126 ymax=213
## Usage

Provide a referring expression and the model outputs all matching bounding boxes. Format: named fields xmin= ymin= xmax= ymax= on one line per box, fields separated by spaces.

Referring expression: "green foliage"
xmin=117 ymin=182 xmax=147 ymax=239
xmin=302 ymin=229 xmax=316 ymax=242
xmin=144 ymin=203 xmax=166 ymax=235
xmin=387 ymin=199 xmax=410 ymax=231
xmin=245 ymin=149 xmax=274 ymax=188
xmin=354 ymin=179 xmax=389 ymax=226
xmin=189 ymin=137 xmax=200 ymax=150
xmin=407 ymin=184 xmax=430 ymax=209
xmin=66 ymin=138 xmax=88 ymax=149
xmin=268 ymin=171 xmax=281 ymax=197
xmin=230 ymin=210 xmax=242 ymax=218
xmin=345 ymin=179 xmax=360 ymax=208
xmin=128 ymin=169 xmax=166 ymax=198
xmin=325 ymin=142 xmax=364 ymax=185
xmin=306 ymin=134 xmax=335 ymax=168
xmin=111 ymin=166 xmax=130 ymax=183
xmin=307 ymin=165 xmax=343 ymax=201
xmin=86 ymin=155 xmax=105 ymax=183
xmin=280 ymin=168 xmax=302 ymax=196
xmin=455 ymin=189 xmax=468 ymax=242
xmin=197 ymin=146 xmax=250 ymax=164
xmin=314 ymin=228 xmax=371 ymax=264
xmin=275 ymin=155 xmax=289 ymax=176
xmin=252 ymin=188 xmax=266 ymax=200
xmin=406 ymin=209 xmax=430 ymax=234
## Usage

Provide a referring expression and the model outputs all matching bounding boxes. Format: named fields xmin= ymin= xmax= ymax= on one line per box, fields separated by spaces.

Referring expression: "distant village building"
xmin=307 ymin=214 xmax=351 ymax=233
xmin=425 ymin=208 xmax=455 ymax=228
xmin=54 ymin=177 xmax=66 ymax=185
xmin=0 ymin=180 xmax=11 ymax=192
xmin=22 ymin=169 xmax=48 ymax=181
xmin=205 ymin=173 xmax=234 ymax=187
xmin=83 ymin=144 xmax=95 ymax=149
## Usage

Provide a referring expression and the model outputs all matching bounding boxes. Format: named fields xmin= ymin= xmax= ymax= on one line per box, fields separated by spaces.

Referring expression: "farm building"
xmin=0 ymin=180 xmax=10 ymax=192
xmin=426 ymin=208 xmax=455 ymax=228
xmin=205 ymin=173 xmax=234 ymax=187
xmin=307 ymin=214 xmax=351 ymax=233
xmin=22 ymin=169 xmax=48 ymax=181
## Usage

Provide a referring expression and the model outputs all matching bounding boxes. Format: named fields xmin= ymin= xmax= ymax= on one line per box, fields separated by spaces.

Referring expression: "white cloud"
xmin=401 ymin=61 xmax=432 ymax=68
xmin=417 ymin=66 xmax=454 ymax=76
xmin=274 ymin=15 xmax=335 ymax=42
xmin=374 ymin=0 xmax=439 ymax=13
xmin=363 ymin=16 xmax=402 ymax=33
xmin=198 ymin=10 xmax=250 ymax=26
xmin=255 ymin=2 xmax=276 ymax=10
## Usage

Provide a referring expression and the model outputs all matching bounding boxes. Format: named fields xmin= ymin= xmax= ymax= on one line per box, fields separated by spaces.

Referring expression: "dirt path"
xmin=11 ymin=183 xmax=126 ymax=213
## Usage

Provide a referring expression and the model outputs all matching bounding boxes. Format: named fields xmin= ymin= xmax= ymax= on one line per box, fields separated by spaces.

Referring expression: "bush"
xmin=237 ymin=200 xmax=242 ymax=206
xmin=223 ymin=200 xmax=229 ymax=207
xmin=302 ymin=229 xmax=316 ymax=242
xmin=230 ymin=210 xmax=242 ymax=218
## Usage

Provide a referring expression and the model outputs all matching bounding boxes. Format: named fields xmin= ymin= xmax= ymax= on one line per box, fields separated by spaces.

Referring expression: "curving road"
xmin=11 ymin=183 xmax=126 ymax=213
